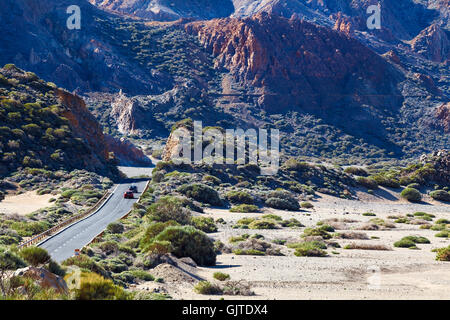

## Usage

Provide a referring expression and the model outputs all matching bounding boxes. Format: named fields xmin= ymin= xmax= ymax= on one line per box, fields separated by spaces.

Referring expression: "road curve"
xmin=39 ymin=180 xmax=148 ymax=263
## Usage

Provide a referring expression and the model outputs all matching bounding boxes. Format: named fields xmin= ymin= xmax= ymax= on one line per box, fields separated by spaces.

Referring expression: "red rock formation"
xmin=411 ymin=24 xmax=449 ymax=63
xmin=57 ymin=89 xmax=151 ymax=167
xmin=333 ymin=12 xmax=354 ymax=37
xmin=57 ymin=88 xmax=110 ymax=162
xmin=436 ymin=102 xmax=450 ymax=133
xmin=186 ymin=12 xmax=402 ymax=113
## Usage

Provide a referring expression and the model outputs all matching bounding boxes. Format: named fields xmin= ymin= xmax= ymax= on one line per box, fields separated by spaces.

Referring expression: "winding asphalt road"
xmin=39 ymin=180 xmax=149 ymax=263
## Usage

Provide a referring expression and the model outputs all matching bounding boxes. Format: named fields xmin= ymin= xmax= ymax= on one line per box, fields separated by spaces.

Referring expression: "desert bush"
xmin=302 ymin=227 xmax=332 ymax=239
xmin=194 ymin=281 xmax=222 ymax=295
xmin=344 ymin=167 xmax=368 ymax=176
xmin=300 ymin=201 xmax=314 ymax=209
xmin=362 ymin=212 xmax=376 ymax=216
xmin=429 ymin=190 xmax=450 ymax=202
xmin=356 ymin=177 xmax=378 ymax=189
xmin=107 ymin=222 xmax=124 ymax=234
xmin=69 ymin=272 xmax=130 ymax=300
xmin=265 ymin=198 xmax=299 ymax=211
xmin=292 ymin=241 xmax=327 ymax=257
xmin=400 ymin=188 xmax=422 ymax=202
xmin=154 ymin=226 xmax=216 ymax=266
xmin=62 ymin=255 xmax=108 ymax=278
xmin=147 ymin=196 xmax=191 ymax=225
xmin=97 ymin=241 xmax=119 ymax=255
xmin=0 ymin=246 xmax=27 ymax=270
xmin=280 ymin=218 xmax=304 ymax=228
xmin=433 ymin=246 xmax=450 ymax=261
xmin=435 ymin=218 xmax=450 ymax=225
xmin=202 ymin=175 xmax=221 ymax=185
xmin=228 ymin=234 xmax=250 ymax=243
xmin=370 ymin=174 xmax=400 ymax=188
xmin=19 ymin=247 xmax=50 ymax=266
xmin=248 ymin=219 xmax=278 ymax=230
xmin=344 ymin=243 xmax=390 ymax=250
xmin=222 ymin=281 xmax=254 ymax=296
xmin=264 ymin=190 xmax=300 ymax=211
xmin=369 ymin=218 xmax=395 ymax=229
xmin=213 ymin=272 xmax=230 ymax=281
xmin=283 ymin=158 xmax=310 ymax=171
xmin=140 ymin=221 xmax=179 ymax=250
xmin=190 ymin=217 xmax=217 ymax=233
xmin=229 ymin=204 xmax=259 ymax=213
xmin=178 ymin=184 xmax=222 ymax=206
xmin=226 ymin=191 xmax=254 ymax=205
xmin=334 ymin=232 xmax=369 ymax=240
xmin=435 ymin=230 xmax=450 ymax=238
xmin=233 ymin=249 xmax=265 ymax=256
xmin=261 ymin=214 xmax=282 ymax=221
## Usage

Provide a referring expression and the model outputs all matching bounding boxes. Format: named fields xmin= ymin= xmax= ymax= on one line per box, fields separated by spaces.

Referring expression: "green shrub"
xmin=203 ymin=175 xmax=221 ymax=185
xmin=190 ymin=217 xmax=218 ymax=233
xmin=147 ymin=196 xmax=191 ymax=225
xmin=248 ymin=219 xmax=278 ymax=230
xmin=370 ymin=175 xmax=400 ymax=188
xmin=300 ymin=201 xmax=314 ymax=209
xmin=302 ymin=227 xmax=332 ymax=239
xmin=435 ymin=219 xmax=450 ymax=225
xmin=140 ymin=221 xmax=179 ymax=249
xmin=280 ymin=218 xmax=304 ymax=228
xmin=62 ymin=255 xmax=108 ymax=277
xmin=19 ymin=247 xmax=50 ymax=266
xmin=356 ymin=177 xmax=378 ymax=189
xmin=194 ymin=281 xmax=222 ymax=295
xmin=0 ymin=246 xmax=27 ymax=270
xmin=292 ymin=241 xmax=327 ymax=257
xmin=394 ymin=236 xmax=429 ymax=248
xmin=69 ymin=272 xmax=130 ymax=300
xmin=107 ymin=222 xmax=124 ymax=234
xmin=429 ymin=190 xmax=450 ymax=202
xmin=229 ymin=204 xmax=259 ymax=213
xmin=213 ymin=272 xmax=230 ymax=281
xmin=435 ymin=230 xmax=450 ymax=238
xmin=433 ymin=246 xmax=450 ymax=261
xmin=362 ymin=212 xmax=376 ymax=216
xmin=283 ymin=158 xmax=311 ymax=171
xmin=155 ymin=226 xmax=216 ymax=266
xmin=178 ymin=184 xmax=222 ymax=206
xmin=233 ymin=249 xmax=265 ymax=256
xmin=400 ymin=188 xmax=422 ymax=202
xmin=226 ymin=191 xmax=254 ymax=204
xmin=265 ymin=197 xmax=299 ymax=211
xmin=261 ymin=214 xmax=282 ymax=221
xmin=344 ymin=167 xmax=368 ymax=176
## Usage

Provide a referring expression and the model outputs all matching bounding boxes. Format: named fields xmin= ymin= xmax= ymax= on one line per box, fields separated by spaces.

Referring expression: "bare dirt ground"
xmin=137 ymin=187 xmax=450 ymax=300
xmin=0 ymin=191 xmax=56 ymax=216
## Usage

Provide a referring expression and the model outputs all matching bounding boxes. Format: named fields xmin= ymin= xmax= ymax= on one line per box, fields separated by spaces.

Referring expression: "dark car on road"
xmin=129 ymin=185 xmax=138 ymax=193
xmin=123 ymin=190 xmax=134 ymax=199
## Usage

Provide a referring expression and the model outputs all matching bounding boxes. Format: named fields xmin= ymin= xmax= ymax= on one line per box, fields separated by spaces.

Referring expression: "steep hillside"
xmin=0 ymin=0 xmax=167 ymax=95
xmin=0 ymin=65 xmax=148 ymax=177
xmin=88 ymin=0 xmax=235 ymax=21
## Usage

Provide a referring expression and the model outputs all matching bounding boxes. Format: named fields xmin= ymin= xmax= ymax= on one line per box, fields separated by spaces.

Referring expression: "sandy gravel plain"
xmin=0 ymin=191 xmax=55 ymax=216
xmin=134 ymin=187 xmax=450 ymax=300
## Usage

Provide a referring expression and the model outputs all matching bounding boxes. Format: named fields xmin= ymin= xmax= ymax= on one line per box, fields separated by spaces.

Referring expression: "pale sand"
xmin=0 ymin=191 xmax=55 ymax=216
xmin=141 ymin=187 xmax=450 ymax=300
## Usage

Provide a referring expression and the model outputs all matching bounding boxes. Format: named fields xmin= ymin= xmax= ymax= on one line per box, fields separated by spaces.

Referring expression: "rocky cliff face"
xmin=411 ymin=23 xmax=449 ymax=63
xmin=186 ymin=12 xmax=403 ymax=114
xmin=436 ymin=102 xmax=450 ymax=133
